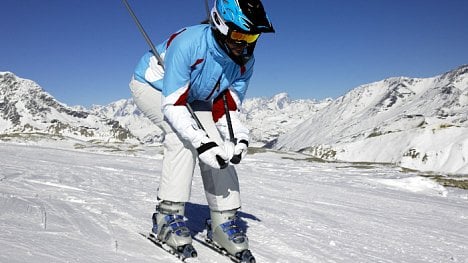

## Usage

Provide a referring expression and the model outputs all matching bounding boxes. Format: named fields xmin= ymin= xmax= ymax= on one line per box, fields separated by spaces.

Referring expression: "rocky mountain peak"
xmin=0 ymin=72 xmax=134 ymax=143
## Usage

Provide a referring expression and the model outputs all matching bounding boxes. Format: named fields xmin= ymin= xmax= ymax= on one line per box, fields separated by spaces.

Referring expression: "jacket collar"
xmin=207 ymin=27 xmax=234 ymax=65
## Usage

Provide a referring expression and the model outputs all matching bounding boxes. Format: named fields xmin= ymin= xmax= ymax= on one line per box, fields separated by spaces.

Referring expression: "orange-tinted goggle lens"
xmin=229 ymin=31 xmax=260 ymax=44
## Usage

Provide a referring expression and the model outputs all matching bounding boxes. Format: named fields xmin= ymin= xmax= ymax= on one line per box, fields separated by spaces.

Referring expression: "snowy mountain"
xmin=3 ymin=66 xmax=468 ymax=175
xmin=0 ymin=71 xmax=328 ymax=148
xmin=91 ymin=92 xmax=331 ymax=147
xmin=272 ymin=65 xmax=468 ymax=175
xmin=88 ymin=92 xmax=332 ymax=147
xmin=90 ymin=99 xmax=163 ymax=145
xmin=0 ymin=72 xmax=136 ymax=144
xmin=241 ymin=93 xmax=331 ymax=146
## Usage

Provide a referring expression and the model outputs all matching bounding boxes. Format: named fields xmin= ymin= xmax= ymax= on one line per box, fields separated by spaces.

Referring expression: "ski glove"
xmin=197 ymin=141 xmax=229 ymax=169
xmin=230 ymin=139 xmax=249 ymax=164
xmin=224 ymin=140 xmax=235 ymax=160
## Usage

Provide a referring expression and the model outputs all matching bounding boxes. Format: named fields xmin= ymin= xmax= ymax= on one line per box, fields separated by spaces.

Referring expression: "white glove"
xmin=197 ymin=140 xmax=229 ymax=169
xmin=230 ymin=139 xmax=249 ymax=164
xmin=223 ymin=140 xmax=236 ymax=160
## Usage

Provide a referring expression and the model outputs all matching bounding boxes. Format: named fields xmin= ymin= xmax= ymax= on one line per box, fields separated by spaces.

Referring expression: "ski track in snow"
xmin=0 ymin=143 xmax=467 ymax=263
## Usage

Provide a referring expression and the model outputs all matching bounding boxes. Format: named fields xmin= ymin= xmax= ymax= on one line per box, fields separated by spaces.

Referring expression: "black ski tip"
xmin=238 ymin=249 xmax=255 ymax=263
xmin=179 ymin=244 xmax=198 ymax=259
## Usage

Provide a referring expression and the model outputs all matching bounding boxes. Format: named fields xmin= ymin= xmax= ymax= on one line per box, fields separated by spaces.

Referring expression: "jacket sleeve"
xmin=160 ymin=32 xmax=208 ymax=149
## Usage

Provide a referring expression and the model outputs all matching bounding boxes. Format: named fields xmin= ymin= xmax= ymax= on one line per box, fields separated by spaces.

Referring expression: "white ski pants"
xmin=129 ymin=78 xmax=241 ymax=211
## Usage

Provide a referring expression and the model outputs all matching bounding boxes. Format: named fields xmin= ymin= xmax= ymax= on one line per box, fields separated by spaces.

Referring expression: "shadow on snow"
xmin=185 ymin=202 xmax=261 ymax=235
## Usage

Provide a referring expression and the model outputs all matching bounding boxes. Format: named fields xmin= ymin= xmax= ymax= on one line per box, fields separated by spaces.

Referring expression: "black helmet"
xmin=211 ymin=0 xmax=275 ymax=65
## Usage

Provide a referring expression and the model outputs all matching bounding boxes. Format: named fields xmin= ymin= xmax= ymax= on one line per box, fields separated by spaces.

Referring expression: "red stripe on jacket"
xmin=174 ymin=88 xmax=190 ymax=106
xmin=166 ymin=28 xmax=187 ymax=48
xmin=191 ymin=59 xmax=204 ymax=69
xmin=212 ymin=91 xmax=237 ymax=123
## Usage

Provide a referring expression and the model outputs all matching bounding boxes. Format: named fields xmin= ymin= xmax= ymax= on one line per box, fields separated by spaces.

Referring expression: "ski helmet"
xmin=211 ymin=0 xmax=274 ymax=65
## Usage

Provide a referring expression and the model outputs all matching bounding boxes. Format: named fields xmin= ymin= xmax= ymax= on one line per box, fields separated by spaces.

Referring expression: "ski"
xmin=192 ymin=235 xmax=256 ymax=263
xmin=140 ymin=232 xmax=198 ymax=262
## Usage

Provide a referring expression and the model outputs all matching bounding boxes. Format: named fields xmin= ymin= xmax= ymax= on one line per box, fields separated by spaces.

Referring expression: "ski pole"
xmin=204 ymin=0 xmax=210 ymax=20
xmin=122 ymin=0 xmax=227 ymax=169
xmin=122 ymin=0 xmax=204 ymax=130
xmin=222 ymin=93 xmax=236 ymax=144
xmin=122 ymin=0 xmax=202 ymax=127
xmin=222 ymin=93 xmax=244 ymax=164
xmin=122 ymin=0 xmax=164 ymax=69
xmin=185 ymin=103 xmax=207 ymax=133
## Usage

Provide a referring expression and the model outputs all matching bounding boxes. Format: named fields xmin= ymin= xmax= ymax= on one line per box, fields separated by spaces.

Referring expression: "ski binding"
xmin=140 ymin=232 xmax=198 ymax=261
xmin=192 ymin=235 xmax=256 ymax=263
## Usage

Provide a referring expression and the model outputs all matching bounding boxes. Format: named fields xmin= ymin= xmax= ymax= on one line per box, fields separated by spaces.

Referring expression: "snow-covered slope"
xmin=241 ymin=93 xmax=331 ymax=146
xmin=0 ymin=72 xmax=136 ymax=143
xmin=273 ymin=65 xmax=468 ymax=174
xmin=1 ymin=143 xmax=466 ymax=263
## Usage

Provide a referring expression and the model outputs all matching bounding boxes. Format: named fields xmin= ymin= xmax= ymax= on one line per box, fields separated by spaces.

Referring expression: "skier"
xmin=129 ymin=0 xmax=274 ymax=259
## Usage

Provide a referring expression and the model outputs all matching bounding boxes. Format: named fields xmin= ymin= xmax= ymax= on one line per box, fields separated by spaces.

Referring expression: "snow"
xmin=370 ymin=177 xmax=447 ymax=196
xmin=1 ymin=143 xmax=467 ymax=263
xmin=273 ymin=65 xmax=468 ymax=175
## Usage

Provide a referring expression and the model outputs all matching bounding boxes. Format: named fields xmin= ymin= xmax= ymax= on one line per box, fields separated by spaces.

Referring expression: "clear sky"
xmin=2 ymin=0 xmax=467 ymax=107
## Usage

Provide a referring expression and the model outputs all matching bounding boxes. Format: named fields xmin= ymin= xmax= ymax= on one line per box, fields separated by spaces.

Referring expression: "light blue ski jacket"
xmin=133 ymin=24 xmax=252 ymax=148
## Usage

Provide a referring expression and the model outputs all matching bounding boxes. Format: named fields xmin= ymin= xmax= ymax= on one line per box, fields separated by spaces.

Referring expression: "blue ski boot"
xmin=207 ymin=209 xmax=255 ymax=262
xmin=152 ymin=201 xmax=197 ymax=258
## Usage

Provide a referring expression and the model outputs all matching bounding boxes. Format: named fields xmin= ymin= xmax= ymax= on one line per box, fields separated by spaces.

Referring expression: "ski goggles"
xmin=228 ymin=30 xmax=260 ymax=44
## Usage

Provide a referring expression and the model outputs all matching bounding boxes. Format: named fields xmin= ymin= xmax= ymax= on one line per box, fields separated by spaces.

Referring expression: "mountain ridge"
xmin=272 ymin=65 xmax=468 ymax=174
xmin=2 ymin=65 xmax=468 ymax=174
xmin=0 ymin=71 xmax=328 ymax=147
xmin=0 ymin=72 xmax=135 ymax=144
